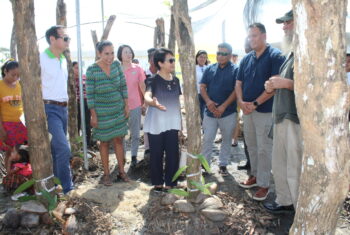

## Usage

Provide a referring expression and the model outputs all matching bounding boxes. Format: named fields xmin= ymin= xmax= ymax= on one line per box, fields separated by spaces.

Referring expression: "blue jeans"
xmin=45 ymin=104 xmax=74 ymax=194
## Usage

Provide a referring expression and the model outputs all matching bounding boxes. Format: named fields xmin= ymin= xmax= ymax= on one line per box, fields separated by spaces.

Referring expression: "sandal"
xmin=151 ymin=185 xmax=164 ymax=192
xmin=117 ymin=172 xmax=130 ymax=182
xmin=102 ymin=174 xmax=112 ymax=186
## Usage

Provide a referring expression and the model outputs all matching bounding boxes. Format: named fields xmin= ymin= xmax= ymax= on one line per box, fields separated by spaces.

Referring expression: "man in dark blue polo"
xmin=236 ymin=23 xmax=285 ymax=201
xmin=200 ymin=42 xmax=238 ymax=176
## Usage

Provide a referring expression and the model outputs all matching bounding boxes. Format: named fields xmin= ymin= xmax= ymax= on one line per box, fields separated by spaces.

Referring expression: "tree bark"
xmin=168 ymin=8 xmax=176 ymax=53
xmin=11 ymin=0 xmax=54 ymax=196
xmin=173 ymin=0 xmax=202 ymax=199
xmin=91 ymin=15 xmax=116 ymax=61
xmin=91 ymin=30 xmax=99 ymax=61
xmin=290 ymin=1 xmax=350 ymax=234
xmin=154 ymin=18 xmax=165 ymax=48
xmin=10 ymin=24 xmax=16 ymax=60
xmin=56 ymin=0 xmax=79 ymax=155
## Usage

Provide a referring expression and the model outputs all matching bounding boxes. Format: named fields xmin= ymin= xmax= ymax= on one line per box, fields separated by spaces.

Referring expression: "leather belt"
xmin=43 ymin=100 xmax=68 ymax=107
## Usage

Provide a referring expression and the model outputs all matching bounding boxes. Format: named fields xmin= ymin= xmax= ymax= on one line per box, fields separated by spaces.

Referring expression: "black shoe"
xmin=131 ymin=156 xmax=137 ymax=168
xmin=237 ymin=161 xmax=251 ymax=170
xmin=219 ymin=166 xmax=229 ymax=176
xmin=263 ymin=201 xmax=294 ymax=214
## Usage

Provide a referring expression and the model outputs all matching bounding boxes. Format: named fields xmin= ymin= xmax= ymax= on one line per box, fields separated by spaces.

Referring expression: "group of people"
xmin=0 ymin=9 xmax=347 ymax=218
xmin=195 ymin=10 xmax=302 ymax=214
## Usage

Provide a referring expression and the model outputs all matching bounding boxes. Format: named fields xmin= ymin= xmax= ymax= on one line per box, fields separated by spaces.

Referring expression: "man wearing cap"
xmin=236 ymin=23 xmax=285 ymax=201
xmin=263 ymin=10 xmax=301 ymax=213
xmin=200 ymin=42 xmax=238 ymax=176
xmin=40 ymin=25 xmax=74 ymax=194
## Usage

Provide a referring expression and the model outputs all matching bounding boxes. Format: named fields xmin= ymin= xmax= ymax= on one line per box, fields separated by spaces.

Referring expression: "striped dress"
xmin=86 ymin=61 xmax=128 ymax=141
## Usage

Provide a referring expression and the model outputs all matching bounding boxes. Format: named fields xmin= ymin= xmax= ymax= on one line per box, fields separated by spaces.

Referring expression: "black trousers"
xmin=77 ymin=99 xmax=92 ymax=146
xmin=148 ymin=130 xmax=179 ymax=187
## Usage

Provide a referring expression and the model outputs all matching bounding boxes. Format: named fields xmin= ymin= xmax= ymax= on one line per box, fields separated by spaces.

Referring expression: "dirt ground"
xmin=1 ymin=135 xmax=350 ymax=234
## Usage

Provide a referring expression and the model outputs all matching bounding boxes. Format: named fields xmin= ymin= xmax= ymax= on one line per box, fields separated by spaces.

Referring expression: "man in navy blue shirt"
xmin=236 ymin=23 xmax=285 ymax=201
xmin=200 ymin=42 xmax=238 ymax=176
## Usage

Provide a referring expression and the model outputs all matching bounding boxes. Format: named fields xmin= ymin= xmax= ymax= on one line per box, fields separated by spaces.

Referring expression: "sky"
xmin=0 ymin=0 xmax=349 ymax=68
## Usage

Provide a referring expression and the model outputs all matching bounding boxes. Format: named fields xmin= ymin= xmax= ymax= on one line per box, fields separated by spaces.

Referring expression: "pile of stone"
xmin=160 ymin=182 xmax=228 ymax=222
xmin=2 ymin=200 xmax=77 ymax=233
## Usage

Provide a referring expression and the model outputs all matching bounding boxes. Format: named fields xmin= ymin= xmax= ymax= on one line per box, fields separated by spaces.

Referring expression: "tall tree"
xmin=56 ymin=0 xmax=79 ymax=154
xmin=168 ymin=7 xmax=176 ymax=53
xmin=154 ymin=18 xmax=165 ymax=48
xmin=10 ymin=24 xmax=16 ymax=60
xmin=11 ymin=0 xmax=54 ymax=196
xmin=290 ymin=0 xmax=350 ymax=233
xmin=173 ymin=0 xmax=202 ymax=199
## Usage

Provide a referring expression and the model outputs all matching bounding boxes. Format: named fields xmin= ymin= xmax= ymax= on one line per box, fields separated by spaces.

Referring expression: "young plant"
xmin=169 ymin=154 xmax=213 ymax=197
xmin=13 ymin=177 xmax=61 ymax=211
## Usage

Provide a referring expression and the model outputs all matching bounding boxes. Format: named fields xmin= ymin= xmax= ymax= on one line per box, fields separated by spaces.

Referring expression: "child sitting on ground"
xmin=2 ymin=145 xmax=32 ymax=193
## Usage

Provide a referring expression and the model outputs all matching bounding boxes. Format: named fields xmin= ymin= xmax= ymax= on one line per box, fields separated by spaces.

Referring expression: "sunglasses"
xmin=165 ymin=58 xmax=176 ymax=64
xmin=216 ymin=52 xmax=229 ymax=56
xmin=57 ymin=36 xmax=71 ymax=42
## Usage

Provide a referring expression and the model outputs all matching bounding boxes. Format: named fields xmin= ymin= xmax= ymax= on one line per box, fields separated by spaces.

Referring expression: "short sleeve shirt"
xmin=200 ymin=62 xmax=238 ymax=118
xmin=237 ymin=45 xmax=285 ymax=112
xmin=143 ymin=74 xmax=181 ymax=135
xmin=123 ymin=64 xmax=146 ymax=110
xmin=0 ymin=81 xmax=23 ymax=122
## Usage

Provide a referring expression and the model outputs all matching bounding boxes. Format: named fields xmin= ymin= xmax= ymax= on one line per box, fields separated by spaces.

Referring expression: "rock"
xmin=3 ymin=208 xmax=20 ymax=229
xmin=201 ymin=209 xmax=227 ymax=222
xmin=173 ymin=200 xmax=195 ymax=213
xmin=209 ymin=183 xmax=218 ymax=194
xmin=63 ymin=215 xmax=78 ymax=235
xmin=192 ymin=193 xmax=210 ymax=204
xmin=64 ymin=208 xmax=77 ymax=215
xmin=161 ymin=193 xmax=179 ymax=206
xmin=39 ymin=229 xmax=51 ymax=235
xmin=21 ymin=200 xmax=47 ymax=214
xmin=21 ymin=213 xmax=40 ymax=228
xmin=198 ymin=196 xmax=223 ymax=210
xmin=40 ymin=212 xmax=53 ymax=225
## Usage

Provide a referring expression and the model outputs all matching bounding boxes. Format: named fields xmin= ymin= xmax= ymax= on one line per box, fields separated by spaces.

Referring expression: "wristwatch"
xmin=253 ymin=100 xmax=259 ymax=107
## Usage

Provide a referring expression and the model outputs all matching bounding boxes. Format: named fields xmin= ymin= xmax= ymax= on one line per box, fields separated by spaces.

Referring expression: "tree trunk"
xmin=10 ymin=24 xmax=16 ymax=60
xmin=11 ymin=0 xmax=54 ymax=196
xmin=173 ymin=0 xmax=202 ymax=199
xmin=56 ymin=0 xmax=79 ymax=155
xmin=290 ymin=1 xmax=350 ymax=234
xmin=91 ymin=30 xmax=99 ymax=61
xmin=168 ymin=8 xmax=176 ymax=53
xmin=90 ymin=15 xmax=116 ymax=61
xmin=154 ymin=18 xmax=165 ymax=48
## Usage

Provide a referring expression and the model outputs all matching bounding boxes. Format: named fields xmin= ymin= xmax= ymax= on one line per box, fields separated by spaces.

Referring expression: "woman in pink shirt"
xmin=117 ymin=45 xmax=146 ymax=167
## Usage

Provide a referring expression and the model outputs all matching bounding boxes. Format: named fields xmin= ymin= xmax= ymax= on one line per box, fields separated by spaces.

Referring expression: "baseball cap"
xmin=276 ymin=10 xmax=293 ymax=24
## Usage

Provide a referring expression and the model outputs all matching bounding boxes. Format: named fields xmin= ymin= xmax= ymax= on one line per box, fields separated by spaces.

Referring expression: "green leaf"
xmin=168 ymin=188 xmax=189 ymax=197
xmin=53 ymin=177 xmax=62 ymax=185
xmin=190 ymin=180 xmax=211 ymax=195
xmin=13 ymin=179 xmax=35 ymax=194
xmin=201 ymin=176 xmax=205 ymax=184
xmin=18 ymin=195 xmax=37 ymax=202
xmin=48 ymin=195 xmax=58 ymax=211
xmin=40 ymin=189 xmax=55 ymax=210
xmin=172 ymin=165 xmax=188 ymax=182
xmin=197 ymin=154 xmax=211 ymax=173
xmin=204 ymin=182 xmax=214 ymax=188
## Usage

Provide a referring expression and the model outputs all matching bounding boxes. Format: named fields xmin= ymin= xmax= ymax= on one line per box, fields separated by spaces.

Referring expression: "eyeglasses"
xmin=165 ymin=58 xmax=176 ymax=64
xmin=216 ymin=52 xmax=229 ymax=56
xmin=57 ymin=36 xmax=70 ymax=42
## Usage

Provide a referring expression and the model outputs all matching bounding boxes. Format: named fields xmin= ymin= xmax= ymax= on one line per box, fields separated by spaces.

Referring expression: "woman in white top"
xmin=195 ymin=50 xmax=208 ymax=120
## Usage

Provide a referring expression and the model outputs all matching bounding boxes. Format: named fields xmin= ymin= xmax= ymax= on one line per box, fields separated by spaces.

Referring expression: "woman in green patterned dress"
xmin=86 ymin=41 xmax=130 ymax=186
